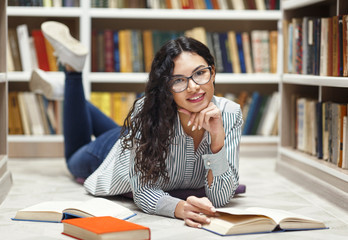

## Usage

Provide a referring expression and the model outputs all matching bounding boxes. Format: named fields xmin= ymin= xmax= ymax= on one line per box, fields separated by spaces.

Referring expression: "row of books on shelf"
xmin=284 ymin=15 xmax=348 ymax=77
xmin=7 ymin=25 xmax=62 ymax=72
xmin=8 ymin=0 xmax=79 ymax=7
xmin=92 ymin=27 xmax=278 ymax=74
xmin=8 ymin=90 xmax=278 ymax=137
xmin=8 ymin=92 xmax=63 ymax=136
xmin=294 ymin=97 xmax=348 ymax=169
xmin=90 ymin=91 xmax=143 ymax=126
xmin=217 ymin=91 xmax=279 ymax=136
xmin=91 ymin=0 xmax=279 ymax=10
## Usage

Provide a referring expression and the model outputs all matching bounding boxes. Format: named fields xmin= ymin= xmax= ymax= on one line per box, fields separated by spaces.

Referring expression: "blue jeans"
xmin=63 ymin=71 xmax=122 ymax=179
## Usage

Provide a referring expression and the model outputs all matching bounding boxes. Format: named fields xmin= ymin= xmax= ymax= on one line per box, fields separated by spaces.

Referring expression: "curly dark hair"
xmin=121 ymin=36 xmax=215 ymax=185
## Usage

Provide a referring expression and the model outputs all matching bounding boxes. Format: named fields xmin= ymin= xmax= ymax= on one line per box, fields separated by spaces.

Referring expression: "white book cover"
xmin=232 ymin=0 xmax=245 ymax=10
xmin=16 ymin=24 xmax=32 ymax=72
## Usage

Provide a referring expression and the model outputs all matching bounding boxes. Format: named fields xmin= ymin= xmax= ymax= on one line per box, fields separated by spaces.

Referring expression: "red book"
xmin=31 ymin=30 xmax=50 ymax=71
xmin=62 ymin=216 xmax=151 ymax=240
xmin=104 ymin=29 xmax=115 ymax=72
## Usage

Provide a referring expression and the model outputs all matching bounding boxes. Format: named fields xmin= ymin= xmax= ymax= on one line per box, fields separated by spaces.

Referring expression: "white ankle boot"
xmin=29 ymin=69 xmax=65 ymax=100
xmin=41 ymin=21 xmax=88 ymax=72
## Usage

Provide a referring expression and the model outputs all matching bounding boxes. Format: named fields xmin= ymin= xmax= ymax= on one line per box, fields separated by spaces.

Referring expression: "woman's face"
xmin=171 ymin=51 xmax=215 ymax=113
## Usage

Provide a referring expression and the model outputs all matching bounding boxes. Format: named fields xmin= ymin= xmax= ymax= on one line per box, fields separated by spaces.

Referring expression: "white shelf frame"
xmin=7 ymin=6 xmax=82 ymax=17
xmin=90 ymin=8 xmax=282 ymax=20
xmin=283 ymin=74 xmax=348 ymax=88
xmin=279 ymin=147 xmax=348 ymax=182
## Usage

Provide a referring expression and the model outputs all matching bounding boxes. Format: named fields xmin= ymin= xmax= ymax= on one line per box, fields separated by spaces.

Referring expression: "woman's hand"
xmin=175 ymin=196 xmax=217 ymax=228
xmin=178 ymin=102 xmax=225 ymax=153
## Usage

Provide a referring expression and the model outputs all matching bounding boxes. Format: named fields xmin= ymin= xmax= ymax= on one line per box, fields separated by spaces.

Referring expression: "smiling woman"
xmin=30 ymin=22 xmax=243 ymax=230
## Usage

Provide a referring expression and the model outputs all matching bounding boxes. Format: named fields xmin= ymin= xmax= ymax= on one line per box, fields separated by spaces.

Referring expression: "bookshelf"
xmin=7 ymin=1 xmax=281 ymax=157
xmin=0 ymin=0 xmax=12 ymax=205
xmin=277 ymin=0 xmax=348 ymax=211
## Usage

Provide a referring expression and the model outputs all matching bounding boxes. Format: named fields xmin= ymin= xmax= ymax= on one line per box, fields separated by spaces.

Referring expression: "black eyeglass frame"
xmin=170 ymin=66 xmax=213 ymax=93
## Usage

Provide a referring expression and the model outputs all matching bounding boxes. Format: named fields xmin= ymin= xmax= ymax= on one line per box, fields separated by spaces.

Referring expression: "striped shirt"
xmin=84 ymin=95 xmax=243 ymax=218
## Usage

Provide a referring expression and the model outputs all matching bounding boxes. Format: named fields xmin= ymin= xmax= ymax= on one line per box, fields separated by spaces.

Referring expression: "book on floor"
xmin=62 ymin=216 xmax=150 ymax=240
xmin=202 ymin=207 xmax=327 ymax=236
xmin=12 ymin=198 xmax=136 ymax=223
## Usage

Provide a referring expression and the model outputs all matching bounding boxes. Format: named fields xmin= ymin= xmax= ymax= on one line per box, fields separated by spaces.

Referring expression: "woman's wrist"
xmin=174 ymin=200 xmax=186 ymax=219
xmin=210 ymin=129 xmax=225 ymax=153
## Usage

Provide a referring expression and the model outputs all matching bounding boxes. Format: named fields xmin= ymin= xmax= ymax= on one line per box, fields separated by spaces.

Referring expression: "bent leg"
xmin=67 ymin=127 xmax=122 ymax=179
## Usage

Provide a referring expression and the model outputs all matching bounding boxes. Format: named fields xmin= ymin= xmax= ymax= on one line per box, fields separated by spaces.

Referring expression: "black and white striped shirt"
xmin=84 ymin=95 xmax=242 ymax=218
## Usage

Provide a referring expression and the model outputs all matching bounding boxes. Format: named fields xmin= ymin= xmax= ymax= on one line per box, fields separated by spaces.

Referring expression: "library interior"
xmin=1 ymin=0 xmax=348 ymax=239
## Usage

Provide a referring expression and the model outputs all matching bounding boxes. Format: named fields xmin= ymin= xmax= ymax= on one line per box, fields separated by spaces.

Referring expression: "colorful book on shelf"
xmin=316 ymin=101 xmax=323 ymax=159
xmin=17 ymin=92 xmax=31 ymax=135
xmin=338 ymin=15 xmax=344 ymax=76
xmin=338 ymin=104 xmax=347 ymax=167
xmin=342 ymin=115 xmax=348 ymax=169
xmin=237 ymin=31 xmax=247 ymax=73
xmin=242 ymin=91 xmax=262 ymax=135
xmin=250 ymin=95 xmax=269 ymax=135
xmin=12 ymin=198 xmax=136 ymax=223
xmin=44 ymin=37 xmax=58 ymax=71
xmin=104 ymin=29 xmax=115 ymax=72
xmin=16 ymin=24 xmax=32 ymax=72
xmin=142 ymin=30 xmax=154 ymax=73
xmin=91 ymin=29 xmax=98 ymax=72
xmin=211 ymin=32 xmax=224 ymax=73
xmin=97 ymin=30 xmax=105 ymax=72
xmin=8 ymin=92 xmax=24 ymax=135
xmin=119 ymin=29 xmax=133 ymax=72
xmin=31 ymin=30 xmax=50 ymax=71
xmin=269 ymin=30 xmax=278 ymax=74
xmin=227 ymin=31 xmax=241 ymax=74
xmin=132 ymin=30 xmax=144 ymax=72
xmin=322 ymin=101 xmax=332 ymax=161
xmin=202 ymin=207 xmax=327 ymax=236
xmin=218 ymin=32 xmax=233 ymax=73
xmin=8 ymin=28 xmax=22 ymax=71
xmin=113 ymin=30 xmax=121 ymax=72
xmin=62 ymin=216 xmax=150 ymax=240
xmin=343 ymin=15 xmax=348 ymax=77
xmin=332 ymin=16 xmax=339 ymax=76
xmin=241 ymin=32 xmax=253 ymax=73
xmin=251 ymin=30 xmax=263 ymax=73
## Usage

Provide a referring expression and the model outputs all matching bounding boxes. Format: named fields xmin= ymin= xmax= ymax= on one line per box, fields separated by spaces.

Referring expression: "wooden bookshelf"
xmin=277 ymin=0 xmax=348 ymax=211
xmin=0 ymin=0 xmax=12 ymax=205
xmin=7 ymin=1 xmax=281 ymax=157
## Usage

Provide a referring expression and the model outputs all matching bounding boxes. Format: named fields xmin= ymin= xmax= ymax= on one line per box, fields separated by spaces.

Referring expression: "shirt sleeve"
xmin=129 ymin=155 xmax=181 ymax=218
xmin=202 ymin=106 xmax=243 ymax=207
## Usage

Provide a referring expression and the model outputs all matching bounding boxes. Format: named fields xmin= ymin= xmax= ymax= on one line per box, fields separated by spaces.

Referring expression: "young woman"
xmin=34 ymin=21 xmax=243 ymax=228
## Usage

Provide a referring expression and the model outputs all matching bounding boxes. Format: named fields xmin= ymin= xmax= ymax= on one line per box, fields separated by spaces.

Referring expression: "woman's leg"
xmin=63 ymin=71 xmax=122 ymax=178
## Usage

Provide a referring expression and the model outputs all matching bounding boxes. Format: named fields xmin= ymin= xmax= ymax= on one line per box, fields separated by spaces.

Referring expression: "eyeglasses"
xmin=170 ymin=66 xmax=212 ymax=93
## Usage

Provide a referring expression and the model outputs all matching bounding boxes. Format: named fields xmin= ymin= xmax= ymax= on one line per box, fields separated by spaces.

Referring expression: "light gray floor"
xmin=1 ymin=156 xmax=348 ymax=240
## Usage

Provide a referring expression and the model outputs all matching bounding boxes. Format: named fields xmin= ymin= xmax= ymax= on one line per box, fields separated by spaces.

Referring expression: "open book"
xmin=12 ymin=198 xmax=136 ymax=223
xmin=202 ymin=207 xmax=327 ymax=236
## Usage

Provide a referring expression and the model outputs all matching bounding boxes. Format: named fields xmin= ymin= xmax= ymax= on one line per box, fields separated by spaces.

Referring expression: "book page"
xmin=63 ymin=198 xmax=135 ymax=220
xmin=246 ymin=207 xmax=326 ymax=230
xmin=14 ymin=201 xmax=80 ymax=222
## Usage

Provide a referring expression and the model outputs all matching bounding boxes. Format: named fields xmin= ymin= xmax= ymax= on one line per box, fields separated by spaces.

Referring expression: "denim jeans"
xmin=63 ymin=71 xmax=122 ymax=179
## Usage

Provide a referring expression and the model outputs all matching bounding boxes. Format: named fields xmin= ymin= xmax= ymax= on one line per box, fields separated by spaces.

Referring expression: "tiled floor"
xmin=1 ymin=156 xmax=348 ymax=240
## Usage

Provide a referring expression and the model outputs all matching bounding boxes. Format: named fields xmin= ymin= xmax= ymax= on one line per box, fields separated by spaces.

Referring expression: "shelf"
xmin=89 ymin=72 xmax=280 ymax=84
xmin=90 ymin=8 xmax=281 ymax=20
xmin=8 ymin=135 xmax=64 ymax=142
xmin=89 ymin=72 xmax=148 ymax=83
xmin=7 ymin=6 xmax=82 ymax=17
xmin=8 ymin=71 xmax=65 ymax=82
xmin=283 ymin=74 xmax=348 ymax=88
xmin=282 ymin=0 xmax=327 ymax=10
xmin=0 ymin=73 xmax=5 ymax=83
xmin=241 ymin=135 xmax=279 ymax=144
xmin=279 ymin=146 xmax=348 ymax=182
